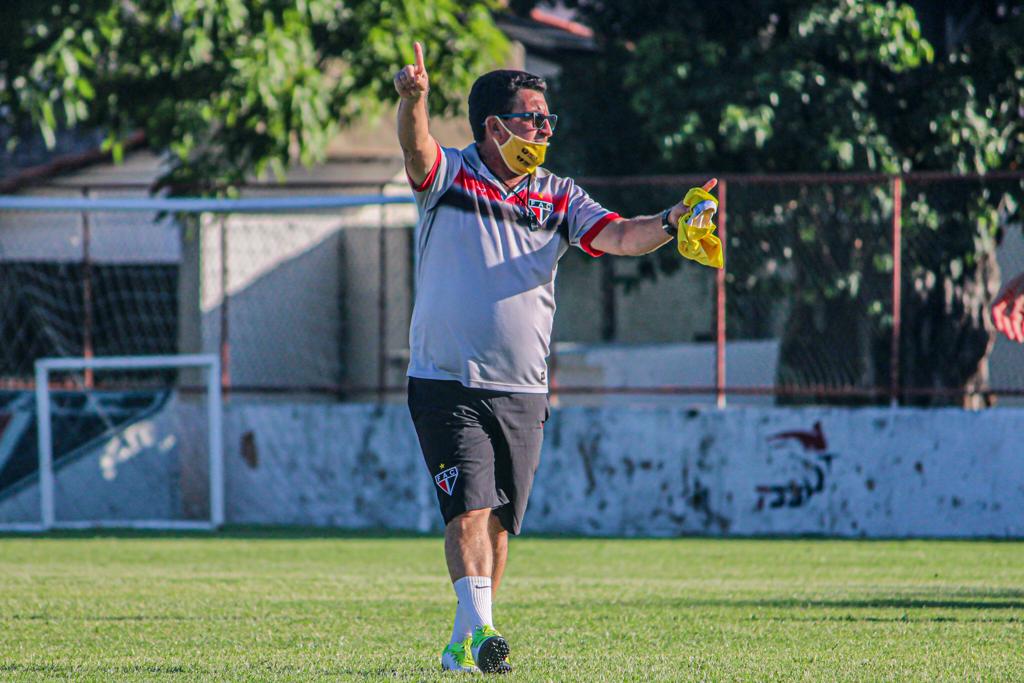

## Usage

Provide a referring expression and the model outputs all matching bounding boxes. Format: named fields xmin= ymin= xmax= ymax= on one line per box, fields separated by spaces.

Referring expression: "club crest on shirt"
xmin=528 ymin=198 xmax=555 ymax=228
xmin=434 ymin=466 xmax=459 ymax=496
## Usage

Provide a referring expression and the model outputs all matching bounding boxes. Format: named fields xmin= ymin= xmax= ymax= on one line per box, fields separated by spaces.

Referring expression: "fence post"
xmin=219 ymin=215 xmax=231 ymax=397
xmin=715 ymin=179 xmax=727 ymax=409
xmin=81 ymin=186 xmax=94 ymax=388
xmin=890 ymin=176 xmax=903 ymax=407
xmin=378 ymin=184 xmax=388 ymax=402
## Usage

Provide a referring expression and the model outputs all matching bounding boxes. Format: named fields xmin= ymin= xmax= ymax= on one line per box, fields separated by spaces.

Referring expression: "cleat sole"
xmin=474 ymin=636 xmax=510 ymax=674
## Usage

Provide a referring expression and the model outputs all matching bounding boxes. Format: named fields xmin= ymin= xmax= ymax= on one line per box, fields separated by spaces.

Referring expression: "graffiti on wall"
xmin=755 ymin=421 xmax=837 ymax=510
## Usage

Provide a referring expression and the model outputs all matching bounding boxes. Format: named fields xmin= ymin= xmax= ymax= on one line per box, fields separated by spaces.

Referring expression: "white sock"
xmin=451 ymin=576 xmax=492 ymax=643
xmin=449 ymin=599 xmax=472 ymax=645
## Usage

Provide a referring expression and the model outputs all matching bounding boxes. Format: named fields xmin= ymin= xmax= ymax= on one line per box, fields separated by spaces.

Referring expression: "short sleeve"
xmin=564 ymin=180 xmax=621 ymax=257
xmin=408 ymin=144 xmax=461 ymax=213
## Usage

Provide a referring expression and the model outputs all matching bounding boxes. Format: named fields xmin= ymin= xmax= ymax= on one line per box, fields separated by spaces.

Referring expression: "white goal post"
xmin=0 ymin=192 xmax=420 ymax=533
xmin=28 ymin=354 xmax=224 ymax=531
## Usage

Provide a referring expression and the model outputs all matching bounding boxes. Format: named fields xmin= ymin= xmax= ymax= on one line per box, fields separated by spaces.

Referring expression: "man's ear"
xmin=486 ymin=116 xmax=506 ymax=143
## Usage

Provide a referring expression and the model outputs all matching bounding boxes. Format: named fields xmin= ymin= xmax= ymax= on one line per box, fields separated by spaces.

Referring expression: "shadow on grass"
xmin=740 ymin=597 xmax=1024 ymax=610
xmin=754 ymin=613 xmax=1021 ymax=623
xmin=607 ymin=594 xmax=1024 ymax=612
xmin=0 ymin=662 xmax=446 ymax=680
xmin=0 ymin=663 xmax=192 ymax=675
xmin=4 ymin=613 xmax=246 ymax=622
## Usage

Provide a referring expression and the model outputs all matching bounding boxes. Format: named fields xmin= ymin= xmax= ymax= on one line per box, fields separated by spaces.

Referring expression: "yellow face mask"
xmin=494 ymin=119 xmax=548 ymax=175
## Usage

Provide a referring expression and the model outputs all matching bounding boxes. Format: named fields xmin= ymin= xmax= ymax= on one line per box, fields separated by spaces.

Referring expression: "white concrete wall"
xmin=0 ymin=194 xmax=179 ymax=264
xmin=4 ymin=399 xmax=1021 ymax=536
xmin=195 ymin=194 xmax=416 ymax=391
xmin=0 ymin=153 xmax=178 ymax=264
xmin=551 ymin=339 xmax=779 ymax=407
xmin=221 ymin=403 xmax=1024 ymax=538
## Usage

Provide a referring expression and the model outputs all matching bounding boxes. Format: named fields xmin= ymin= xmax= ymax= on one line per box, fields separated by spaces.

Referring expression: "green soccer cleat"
xmin=470 ymin=625 xmax=510 ymax=674
xmin=440 ymin=636 xmax=481 ymax=674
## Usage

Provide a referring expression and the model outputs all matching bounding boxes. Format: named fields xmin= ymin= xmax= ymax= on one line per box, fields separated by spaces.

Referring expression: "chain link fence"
xmin=1 ymin=171 xmax=1022 ymax=407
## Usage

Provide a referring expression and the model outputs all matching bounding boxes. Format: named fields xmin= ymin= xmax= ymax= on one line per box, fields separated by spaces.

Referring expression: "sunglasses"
xmin=496 ymin=112 xmax=558 ymax=132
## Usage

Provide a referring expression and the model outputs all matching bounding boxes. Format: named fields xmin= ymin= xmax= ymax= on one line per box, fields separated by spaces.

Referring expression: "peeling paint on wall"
xmin=4 ymin=398 xmax=1022 ymax=537
xmin=218 ymin=403 xmax=1024 ymax=538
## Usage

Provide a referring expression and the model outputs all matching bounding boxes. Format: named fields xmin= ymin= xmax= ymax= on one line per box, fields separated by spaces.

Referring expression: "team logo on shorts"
xmin=434 ymin=466 xmax=459 ymax=496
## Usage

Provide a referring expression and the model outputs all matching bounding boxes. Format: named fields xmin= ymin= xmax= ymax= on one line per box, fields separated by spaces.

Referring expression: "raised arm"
xmin=393 ymin=41 xmax=439 ymax=187
xmin=590 ymin=178 xmax=718 ymax=256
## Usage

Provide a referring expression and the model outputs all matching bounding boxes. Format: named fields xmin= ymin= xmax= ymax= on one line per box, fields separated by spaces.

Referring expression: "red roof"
xmin=529 ymin=7 xmax=594 ymax=38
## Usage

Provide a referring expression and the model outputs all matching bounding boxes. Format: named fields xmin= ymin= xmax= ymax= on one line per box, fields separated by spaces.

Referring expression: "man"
xmin=394 ymin=42 xmax=716 ymax=674
xmin=993 ymin=271 xmax=1024 ymax=343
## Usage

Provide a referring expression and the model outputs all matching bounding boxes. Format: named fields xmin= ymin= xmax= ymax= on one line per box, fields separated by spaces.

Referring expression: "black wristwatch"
xmin=661 ymin=208 xmax=677 ymax=237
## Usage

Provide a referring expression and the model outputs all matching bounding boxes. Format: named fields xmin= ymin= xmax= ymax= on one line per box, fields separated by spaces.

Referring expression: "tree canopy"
xmin=531 ymin=0 xmax=1021 ymax=177
xmin=531 ymin=0 xmax=1023 ymax=404
xmin=0 ymin=0 xmax=508 ymax=190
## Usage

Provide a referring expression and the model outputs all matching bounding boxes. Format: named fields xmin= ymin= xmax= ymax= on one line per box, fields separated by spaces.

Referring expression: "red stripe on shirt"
xmin=579 ymin=212 xmax=621 ymax=257
xmin=553 ymin=193 xmax=570 ymax=215
xmin=407 ymin=142 xmax=443 ymax=191
xmin=453 ymin=168 xmax=509 ymax=203
xmin=444 ymin=168 xmax=578 ymax=225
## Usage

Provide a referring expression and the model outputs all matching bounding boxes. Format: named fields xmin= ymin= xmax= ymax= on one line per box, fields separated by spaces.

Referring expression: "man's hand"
xmin=588 ymin=177 xmax=721 ymax=257
xmin=394 ymin=41 xmax=437 ymax=186
xmin=394 ymin=41 xmax=429 ymax=100
xmin=993 ymin=271 xmax=1024 ymax=343
xmin=668 ymin=178 xmax=718 ymax=227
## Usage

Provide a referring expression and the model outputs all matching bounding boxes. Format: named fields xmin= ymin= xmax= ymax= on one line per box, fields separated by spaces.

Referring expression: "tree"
xmin=527 ymin=0 xmax=1023 ymax=405
xmin=0 ymin=0 xmax=508 ymax=190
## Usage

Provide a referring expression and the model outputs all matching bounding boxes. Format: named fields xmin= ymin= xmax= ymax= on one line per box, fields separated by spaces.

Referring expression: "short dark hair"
xmin=468 ymin=70 xmax=547 ymax=142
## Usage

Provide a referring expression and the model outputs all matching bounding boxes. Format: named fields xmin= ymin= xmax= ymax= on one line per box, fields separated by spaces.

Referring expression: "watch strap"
xmin=661 ymin=208 xmax=677 ymax=237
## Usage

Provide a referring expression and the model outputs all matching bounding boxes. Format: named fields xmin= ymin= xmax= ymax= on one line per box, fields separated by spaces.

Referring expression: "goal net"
xmin=0 ymin=190 xmax=415 ymax=531
xmin=0 ymin=354 xmax=223 ymax=531
xmin=0 ymin=191 xmax=417 ymax=398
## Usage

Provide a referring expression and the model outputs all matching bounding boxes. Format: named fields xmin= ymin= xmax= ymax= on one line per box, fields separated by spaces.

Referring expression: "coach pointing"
xmin=396 ymin=41 xmax=719 ymax=673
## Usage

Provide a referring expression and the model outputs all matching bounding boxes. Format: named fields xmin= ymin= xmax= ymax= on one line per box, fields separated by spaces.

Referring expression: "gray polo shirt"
xmin=407 ymin=143 xmax=619 ymax=393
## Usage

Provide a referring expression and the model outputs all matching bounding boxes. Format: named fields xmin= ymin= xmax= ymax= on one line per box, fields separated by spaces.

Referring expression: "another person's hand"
xmin=668 ymin=178 xmax=718 ymax=227
xmin=393 ymin=41 xmax=429 ymax=100
xmin=993 ymin=271 xmax=1024 ymax=343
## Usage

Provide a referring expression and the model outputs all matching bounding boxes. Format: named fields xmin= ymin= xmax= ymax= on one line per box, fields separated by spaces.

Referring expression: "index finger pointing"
xmin=414 ymin=42 xmax=425 ymax=72
xmin=702 ymin=178 xmax=718 ymax=193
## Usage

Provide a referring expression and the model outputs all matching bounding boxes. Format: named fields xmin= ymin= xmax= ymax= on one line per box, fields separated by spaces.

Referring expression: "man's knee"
xmin=448 ymin=507 xmax=492 ymax=531
xmin=488 ymin=511 xmax=506 ymax=534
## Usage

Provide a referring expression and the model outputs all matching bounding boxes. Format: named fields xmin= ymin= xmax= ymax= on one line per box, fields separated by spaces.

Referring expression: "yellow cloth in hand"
xmin=677 ymin=187 xmax=724 ymax=269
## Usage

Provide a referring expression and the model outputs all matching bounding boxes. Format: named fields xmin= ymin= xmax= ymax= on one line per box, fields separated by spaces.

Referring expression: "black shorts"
xmin=407 ymin=377 xmax=549 ymax=535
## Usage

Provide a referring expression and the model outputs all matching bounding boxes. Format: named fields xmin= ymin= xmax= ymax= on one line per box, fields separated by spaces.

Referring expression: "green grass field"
xmin=1 ymin=530 xmax=1021 ymax=681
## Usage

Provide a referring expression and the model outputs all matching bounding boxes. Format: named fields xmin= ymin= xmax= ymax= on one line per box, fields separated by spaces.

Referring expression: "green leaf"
xmin=75 ymin=77 xmax=95 ymax=99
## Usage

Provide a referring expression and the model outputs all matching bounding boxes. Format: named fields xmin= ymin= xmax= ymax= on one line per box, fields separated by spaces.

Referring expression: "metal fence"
xmin=1 ymin=170 xmax=1022 ymax=407
xmin=576 ymin=170 xmax=1024 ymax=407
